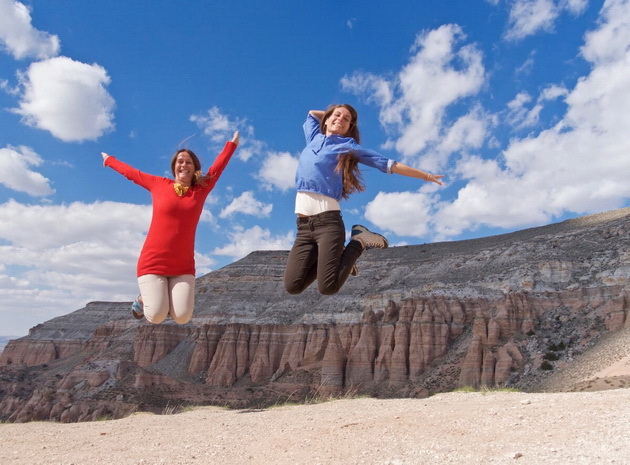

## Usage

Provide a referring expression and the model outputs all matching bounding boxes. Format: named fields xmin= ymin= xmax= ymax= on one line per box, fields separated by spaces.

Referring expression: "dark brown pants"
xmin=284 ymin=211 xmax=362 ymax=295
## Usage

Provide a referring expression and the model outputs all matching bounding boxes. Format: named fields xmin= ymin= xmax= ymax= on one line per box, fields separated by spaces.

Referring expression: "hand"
xmin=425 ymin=173 xmax=445 ymax=186
xmin=391 ymin=162 xmax=445 ymax=186
xmin=231 ymin=131 xmax=240 ymax=146
xmin=309 ymin=110 xmax=325 ymax=121
xmin=101 ymin=152 xmax=110 ymax=166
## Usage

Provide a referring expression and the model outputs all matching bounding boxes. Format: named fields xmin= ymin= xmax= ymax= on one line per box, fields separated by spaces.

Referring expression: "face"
xmin=174 ymin=152 xmax=195 ymax=185
xmin=325 ymin=106 xmax=353 ymax=137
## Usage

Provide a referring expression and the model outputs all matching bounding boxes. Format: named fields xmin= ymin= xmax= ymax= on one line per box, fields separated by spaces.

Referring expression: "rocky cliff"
xmin=0 ymin=208 xmax=628 ymax=422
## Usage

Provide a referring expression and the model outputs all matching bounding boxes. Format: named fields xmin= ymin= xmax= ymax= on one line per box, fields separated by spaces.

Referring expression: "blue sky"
xmin=1 ymin=0 xmax=629 ymax=337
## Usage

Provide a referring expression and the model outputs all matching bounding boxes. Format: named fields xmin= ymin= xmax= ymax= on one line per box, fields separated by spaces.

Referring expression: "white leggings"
xmin=137 ymin=274 xmax=195 ymax=324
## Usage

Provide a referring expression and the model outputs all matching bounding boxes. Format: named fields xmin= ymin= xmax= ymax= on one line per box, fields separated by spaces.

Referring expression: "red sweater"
xmin=105 ymin=141 xmax=237 ymax=277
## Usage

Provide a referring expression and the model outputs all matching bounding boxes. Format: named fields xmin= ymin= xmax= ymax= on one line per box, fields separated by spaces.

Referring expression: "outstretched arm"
xmin=100 ymin=152 xmax=157 ymax=190
xmin=392 ymin=162 xmax=444 ymax=186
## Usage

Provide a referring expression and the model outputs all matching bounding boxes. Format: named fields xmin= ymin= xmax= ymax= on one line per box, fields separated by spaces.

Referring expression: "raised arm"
xmin=230 ymin=131 xmax=240 ymax=146
xmin=207 ymin=132 xmax=239 ymax=180
xmin=392 ymin=162 xmax=444 ymax=186
xmin=309 ymin=110 xmax=325 ymax=121
xmin=100 ymin=152 xmax=158 ymax=190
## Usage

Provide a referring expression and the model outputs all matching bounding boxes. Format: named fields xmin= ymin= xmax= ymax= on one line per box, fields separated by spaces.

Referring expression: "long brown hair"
xmin=335 ymin=152 xmax=365 ymax=200
xmin=322 ymin=104 xmax=365 ymax=200
xmin=170 ymin=149 xmax=208 ymax=187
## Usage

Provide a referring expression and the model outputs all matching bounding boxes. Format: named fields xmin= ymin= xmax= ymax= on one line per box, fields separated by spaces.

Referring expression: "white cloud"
xmin=0 ymin=284 xmax=86 ymax=337
xmin=342 ymin=2 xmax=629 ymax=241
xmin=433 ymin=0 xmax=630 ymax=236
xmin=212 ymin=225 xmax=294 ymax=260
xmin=235 ymin=138 xmax=265 ymax=163
xmin=581 ymin=0 xmax=630 ymax=64
xmin=219 ymin=191 xmax=273 ymax=218
xmin=0 ymin=199 xmax=154 ymax=334
xmin=0 ymin=199 xmax=150 ymax=250
xmin=13 ymin=56 xmax=115 ymax=142
xmin=515 ymin=53 xmax=536 ymax=77
xmin=562 ymin=0 xmax=588 ymax=15
xmin=0 ymin=145 xmax=54 ymax=196
xmin=0 ymin=78 xmax=20 ymax=95
xmin=0 ymin=0 xmax=60 ymax=60
xmin=504 ymin=0 xmax=588 ymax=41
xmin=190 ymin=106 xmax=233 ymax=141
xmin=199 ymin=207 xmax=216 ymax=224
xmin=190 ymin=106 xmax=260 ymax=161
xmin=505 ymin=85 xmax=568 ymax=129
xmin=257 ymin=151 xmax=298 ymax=192
xmin=342 ymin=24 xmax=486 ymax=163
xmin=364 ymin=190 xmax=437 ymax=238
xmin=192 ymin=109 xmax=298 ymax=190
xmin=540 ymin=84 xmax=569 ymax=101
xmin=0 ymin=273 xmax=27 ymax=289
xmin=193 ymin=250 xmax=217 ymax=276
xmin=433 ymin=155 xmax=554 ymax=238
xmin=432 ymin=107 xmax=490 ymax=168
xmin=0 ymin=200 xmax=150 ymax=289
xmin=505 ymin=0 xmax=559 ymax=40
xmin=341 ymin=73 xmax=394 ymax=109
xmin=506 ymin=91 xmax=542 ymax=128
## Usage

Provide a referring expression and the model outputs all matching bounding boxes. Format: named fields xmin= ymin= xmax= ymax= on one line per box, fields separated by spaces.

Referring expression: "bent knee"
xmin=318 ymin=285 xmax=340 ymax=296
xmin=172 ymin=315 xmax=192 ymax=325
xmin=145 ymin=314 xmax=167 ymax=325
xmin=284 ymin=278 xmax=307 ymax=295
xmin=285 ymin=285 xmax=305 ymax=295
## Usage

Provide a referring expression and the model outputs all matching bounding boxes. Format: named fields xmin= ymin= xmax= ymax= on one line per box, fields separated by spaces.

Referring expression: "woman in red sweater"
xmin=101 ymin=131 xmax=239 ymax=324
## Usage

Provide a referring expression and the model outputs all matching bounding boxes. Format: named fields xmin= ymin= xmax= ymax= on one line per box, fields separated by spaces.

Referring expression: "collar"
xmin=173 ymin=183 xmax=190 ymax=196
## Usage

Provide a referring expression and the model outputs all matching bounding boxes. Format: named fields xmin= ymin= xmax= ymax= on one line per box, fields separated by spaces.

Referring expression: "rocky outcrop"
xmin=0 ymin=339 xmax=84 ymax=367
xmin=133 ymin=325 xmax=190 ymax=368
xmin=0 ymin=207 xmax=628 ymax=422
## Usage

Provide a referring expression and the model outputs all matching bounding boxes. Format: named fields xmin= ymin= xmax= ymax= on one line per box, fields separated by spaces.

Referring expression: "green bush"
xmin=548 ymin=342 xmax=566 ymax=352
xmin=540 ymin=361 xmax=553 ymax=371
xmin=543 ymin=352 xmax=559 ymax=361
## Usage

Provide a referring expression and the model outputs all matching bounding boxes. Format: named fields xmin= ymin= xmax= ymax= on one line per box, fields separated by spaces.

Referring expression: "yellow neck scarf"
xmin=173 ymin=183 xmax=190 ymax=196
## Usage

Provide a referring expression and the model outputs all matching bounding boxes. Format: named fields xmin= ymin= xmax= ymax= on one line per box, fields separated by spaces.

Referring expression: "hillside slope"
xmin=0 ymin=207 xmax=628 ymax=422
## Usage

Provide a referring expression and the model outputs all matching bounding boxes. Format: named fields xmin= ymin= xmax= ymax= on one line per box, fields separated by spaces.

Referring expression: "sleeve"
xmin=303 ymin=114 xmax=322 ymax=143
xmin=104 ymin=156 xmax=160 ymax=191
xmin=207 ymin=141 xmax=238 ymax=180
xmin=351 ymin=142 xmax=395 ymax=174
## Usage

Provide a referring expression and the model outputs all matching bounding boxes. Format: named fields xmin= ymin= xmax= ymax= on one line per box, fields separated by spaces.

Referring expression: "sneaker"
xmin=351 ymin=224 xmax=389 ymax=250
xmin=131 ymin=296 xmax=144 ymax=320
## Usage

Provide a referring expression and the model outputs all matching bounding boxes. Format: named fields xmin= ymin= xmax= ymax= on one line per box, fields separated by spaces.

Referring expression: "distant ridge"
xmin=0 ymin=206 xmax=628 ymax=422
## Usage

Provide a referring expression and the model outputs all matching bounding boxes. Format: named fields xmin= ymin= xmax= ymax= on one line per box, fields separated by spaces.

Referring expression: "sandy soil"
xmin=0 ymin=389 xmax=628 ymax=465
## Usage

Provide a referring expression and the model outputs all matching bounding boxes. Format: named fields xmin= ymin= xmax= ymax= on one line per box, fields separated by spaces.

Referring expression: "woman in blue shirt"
xmin=284 ymin=104 xmax=444 ymax=295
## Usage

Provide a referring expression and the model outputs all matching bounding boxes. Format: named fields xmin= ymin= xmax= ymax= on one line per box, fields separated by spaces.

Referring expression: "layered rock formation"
xmin=0 ymin=208 xmax=628 ymax=422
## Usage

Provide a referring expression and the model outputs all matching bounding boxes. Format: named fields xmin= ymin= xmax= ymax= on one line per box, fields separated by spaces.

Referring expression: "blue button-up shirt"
xmin=295 ymin=114 xmax=395 ymax=201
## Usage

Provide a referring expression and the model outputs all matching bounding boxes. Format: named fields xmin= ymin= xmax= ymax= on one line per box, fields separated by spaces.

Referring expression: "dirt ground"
xmin=2 ymin=328 xmax=629 ymax=465
xmin=0 ymin=389 xmax=628 ymax=465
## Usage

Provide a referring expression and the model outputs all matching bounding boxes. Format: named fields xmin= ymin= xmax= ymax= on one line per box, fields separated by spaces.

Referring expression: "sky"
xmin=0 ymin=0 xmax=629 ymax=337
